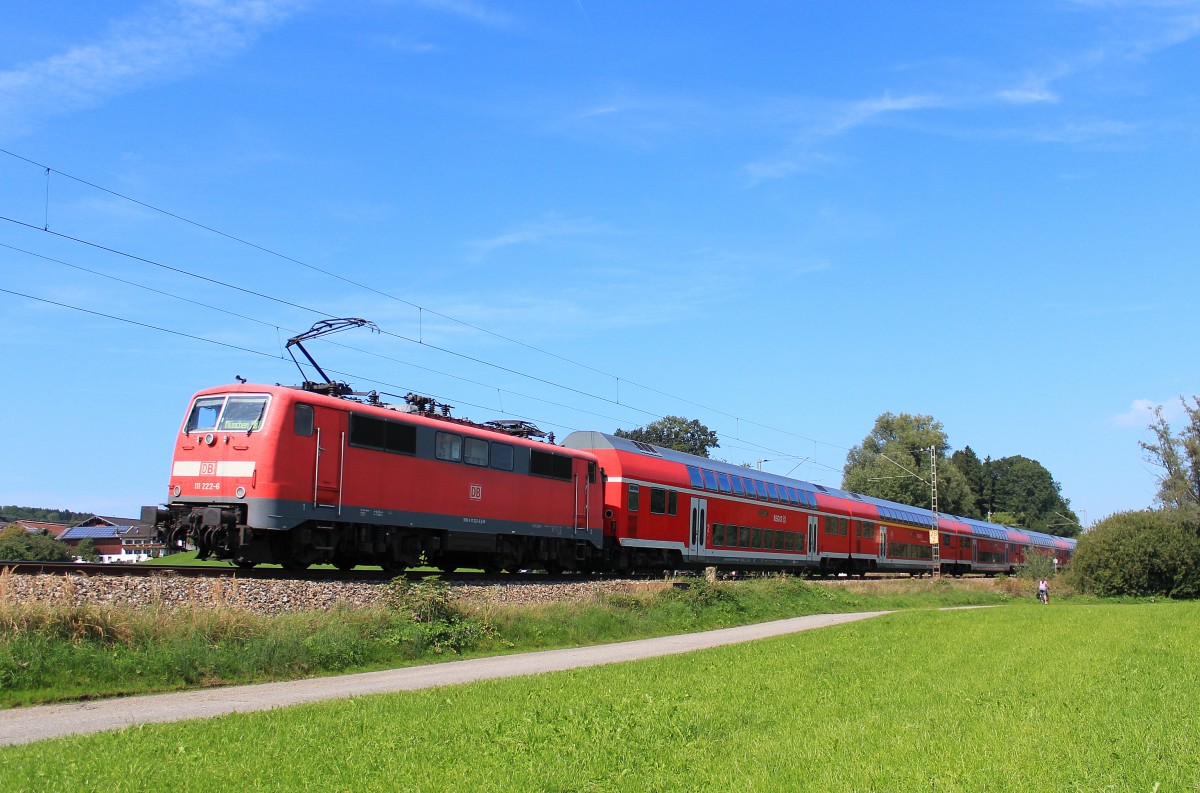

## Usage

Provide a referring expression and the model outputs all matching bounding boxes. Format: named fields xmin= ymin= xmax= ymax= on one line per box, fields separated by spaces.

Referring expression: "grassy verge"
xmin=1 ymin=576 xmax=1013 ymax=708
xmin=2 ymin=602 xmax=1196 ymax=791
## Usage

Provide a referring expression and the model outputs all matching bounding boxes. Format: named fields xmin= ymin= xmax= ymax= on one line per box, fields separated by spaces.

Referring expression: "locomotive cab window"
xmin=218 ymin=396 xmax=268 ymax=432
xmin=294 ymin=404 xmax=314 ymax=437
xmin=184 ymin=397 xmax=225 ymax=433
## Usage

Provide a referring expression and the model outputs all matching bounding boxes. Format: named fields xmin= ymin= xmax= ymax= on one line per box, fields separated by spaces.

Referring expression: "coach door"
xmin=807 ymin=515 xmax=819 ymax=563
xmin=689 ymin=498 xmax=707 ymax=560
xmin=312 ymin=406 xmax=345 ymax=512
xmin=878 ymin=525 xmax=887 ymax=561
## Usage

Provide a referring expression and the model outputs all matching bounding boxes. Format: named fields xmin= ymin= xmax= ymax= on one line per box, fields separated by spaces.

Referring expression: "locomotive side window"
xmin=350 ymin=415 xmax=386 ymax=449
xmin=491 ymin=443 xmax=514 ymax=471
xmin=294 ymin=404 xmax=314 ymax=437
xmin=530 ymin=449 xmax=573 ymax=481
xmin=435 ymin=432 xmax=463 ymax=462
xmin=628 ymin=484 xmax=640 ymax=512
xmin=385 ymin=422 xmax=416 ymax=454
xmin=349 ymin=414 xmax=416 ymax=454
xmin=463 ymin=437 xmax=489 ymax=467
xmin=185 ymin=397 xmax=224 ymax=433
xmin=218 ymin=396 xmax=268 ymax=432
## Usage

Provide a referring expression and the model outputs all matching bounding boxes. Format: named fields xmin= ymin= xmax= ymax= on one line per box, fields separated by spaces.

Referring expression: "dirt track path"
xmin=0 ymin=611 xmax=889 ymax=747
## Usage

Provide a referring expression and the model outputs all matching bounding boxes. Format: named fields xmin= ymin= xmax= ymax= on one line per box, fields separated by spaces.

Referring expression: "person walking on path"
xmin=1037 ymin=578 xmax=1049 ymax=605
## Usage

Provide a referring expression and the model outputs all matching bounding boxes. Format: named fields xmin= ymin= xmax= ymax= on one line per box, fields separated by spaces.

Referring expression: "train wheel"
xmin=234 ymin=557 xmax=257 ymax=570
xmin=333 ymin=558 xmax=356 ymax=572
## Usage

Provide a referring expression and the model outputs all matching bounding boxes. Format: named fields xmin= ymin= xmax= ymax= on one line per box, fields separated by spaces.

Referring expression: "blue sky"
xmin=1 ymin=0 xmax=1197 ymax=525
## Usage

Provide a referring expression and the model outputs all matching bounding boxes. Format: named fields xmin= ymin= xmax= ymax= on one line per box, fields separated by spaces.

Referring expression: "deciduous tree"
xmin=1141 ymin=397 xmax=1200 ymax=515
xmin=615 ymin=416 xmax=720 ymax=457
xmin=841 ymin=412 xmax=976 ymax=517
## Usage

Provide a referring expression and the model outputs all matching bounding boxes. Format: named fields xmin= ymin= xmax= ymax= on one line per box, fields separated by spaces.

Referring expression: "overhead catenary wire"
xmin=0 ymin=147 xmax=846 ymax=453
xmin=0 ymin=285 xmax=840 ymax=477
xmin=0 ymin=148 xmax=853 ymax=478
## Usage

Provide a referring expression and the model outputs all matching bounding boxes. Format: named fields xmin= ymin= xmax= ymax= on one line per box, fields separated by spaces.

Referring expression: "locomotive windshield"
xmin=184 ymin=394 xmax=270 ymax=434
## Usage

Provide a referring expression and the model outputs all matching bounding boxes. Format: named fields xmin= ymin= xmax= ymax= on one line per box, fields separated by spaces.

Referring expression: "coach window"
xmin=752 ymin=527 xmax=763 ymax=548
xmin=687 ymin=466 xmax=704 ymax=489
xmin=650 ymin=487 xmax=668 ymax=515
xmin=628 ymin=484 xmax=640 ymax=512
xmin=491 ymin=443 xmax=514 ymax=471
xmin=435 ymin=432 xmax=463 ymax=463
xmin=765 ymin=483 xmax=780 ymax=503
xmin=739 ymin=526 xmax=751 ymax=547
xmin=763 ymin=529 xmax=774 ymax=549
xmin=702 ymin=469 xmax=719 ymax=492
xmin=185 ymin=396 xmax=225 ymax=433
xmin=775 ymin=531 xmax=786 ymax=550
xmin=783 ymin=532 xmax=794 ymax=551
xmin=712 ymin=523 xmax=725 ymax=546
xmin=668 ymin=490 xmax=678 ymax=516
xmin=717 ymin=473 xmax=733 ymax=494
xmin=754 ymin=480 xmax=769 ymax=500
xmin=294 ymin=404 xmax=314 ymax=437
xmin=464 ymin=437 xmax=489 ymax=467
xmin=730 ymin=477 xmax=745 ymax=496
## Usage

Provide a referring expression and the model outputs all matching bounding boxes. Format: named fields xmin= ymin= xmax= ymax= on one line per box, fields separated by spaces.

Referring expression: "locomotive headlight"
xmin=204 ymin=433 xmax=216 ymax=446
xmin=173 ymin=485 xmax=181 ymax=497
xmin=235 ymin=487 xmax=246 ymax=499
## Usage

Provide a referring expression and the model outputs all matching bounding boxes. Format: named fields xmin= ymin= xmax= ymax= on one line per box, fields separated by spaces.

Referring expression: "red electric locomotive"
xmin=142 ymin=383 xmax=604 ymax=572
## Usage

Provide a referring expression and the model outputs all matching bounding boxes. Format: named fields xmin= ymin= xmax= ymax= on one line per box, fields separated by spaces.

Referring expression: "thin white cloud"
xmin=1110 ymin=398 xmax=1160 ymax=427
xmin=825 ymin=93 xmax=947 ymax=135
xmin=1109 ymin=396 xmax=1194 ymax=428
xmin=0 ymin=0 xmax=305 ymax=138
xmin=409 ymin=0 xmax=516 ymax=29
xmin=466 ymin=214 xmax=609 ymax=261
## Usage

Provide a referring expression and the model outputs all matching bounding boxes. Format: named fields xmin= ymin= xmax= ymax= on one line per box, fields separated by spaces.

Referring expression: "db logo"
xmin=469 ymin=485 xmax=482 ymax=500
xmin=200 ymin=462 xmax=217 ymax=476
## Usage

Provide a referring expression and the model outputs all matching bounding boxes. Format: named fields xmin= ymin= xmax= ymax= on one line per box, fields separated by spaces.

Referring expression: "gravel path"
xmin=0 ymin=611 xmax=889 ymax=747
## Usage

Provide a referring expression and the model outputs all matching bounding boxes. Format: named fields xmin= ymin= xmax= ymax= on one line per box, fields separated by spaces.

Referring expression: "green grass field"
xmin=3 ymin=602 xmax=1196 ymax=792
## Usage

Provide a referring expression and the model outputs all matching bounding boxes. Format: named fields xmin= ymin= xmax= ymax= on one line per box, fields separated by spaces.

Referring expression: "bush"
xmin=1069 ymin=510 xmax=1200 ymax=598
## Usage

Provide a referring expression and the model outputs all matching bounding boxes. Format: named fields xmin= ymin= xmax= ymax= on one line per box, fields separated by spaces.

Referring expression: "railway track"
xmin=0 ymin=561 xmax=670 ymax=586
